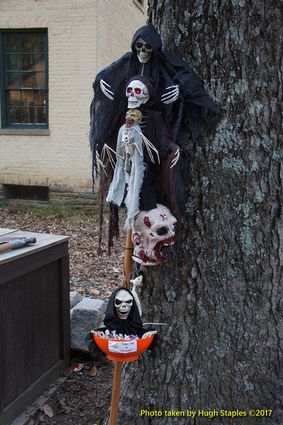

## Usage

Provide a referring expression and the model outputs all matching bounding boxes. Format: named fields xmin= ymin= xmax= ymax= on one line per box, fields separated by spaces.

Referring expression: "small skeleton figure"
xmin=106 ymin=100 xmax=159 ymax=229
xmin=132 ymin=204 xmax=177 ymax=266
xmin=121 ymin=109 xmax=143 ymax=174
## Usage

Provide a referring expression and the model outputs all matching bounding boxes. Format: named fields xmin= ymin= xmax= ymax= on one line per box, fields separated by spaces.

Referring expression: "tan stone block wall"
xmin=0 ymin=0 xmax=146 ymax=193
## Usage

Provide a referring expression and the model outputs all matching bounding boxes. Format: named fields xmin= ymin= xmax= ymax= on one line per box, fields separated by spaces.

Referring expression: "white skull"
xmin=132 ymin=204 xmax=177 ymax=266
xmin=126 ymin=79 xmax=149 ymax=109
xmin=114 ymin=289 xmax=133 ymax=320
xmin=135 ymin=37 xmax=152 ymax=63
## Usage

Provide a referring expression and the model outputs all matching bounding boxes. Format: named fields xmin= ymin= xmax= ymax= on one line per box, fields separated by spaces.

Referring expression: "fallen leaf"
xmin=39 ymin=404 xmax=54 ymax=418
xmin=89 ymin=366 xmax=97 ymax=377
xmin=89 ymin=288 xmax=100 ymax=296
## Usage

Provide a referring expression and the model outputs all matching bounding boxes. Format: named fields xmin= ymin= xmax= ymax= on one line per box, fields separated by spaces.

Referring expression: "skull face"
xmin=135 ymin=37 xmax=152 ymax=63
xmin=114 ymin=289 xmax=133 ymax=320
xmin=126 ymin=79 xmax=149 ymax=109
xmin=132 ymin=204 xmax=177 ymax=266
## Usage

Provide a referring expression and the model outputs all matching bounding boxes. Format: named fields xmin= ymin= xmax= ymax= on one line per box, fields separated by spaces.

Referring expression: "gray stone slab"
xmin=70 ymin=291 xmax=83 ymax=309
xmin=70 ymin=297 xmax=106 ymax=351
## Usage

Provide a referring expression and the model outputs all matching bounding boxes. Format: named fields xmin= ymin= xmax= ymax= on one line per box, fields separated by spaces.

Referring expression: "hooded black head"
xmin=131 ymin=24 xmax=162 ymax=56
xmin=104 ymin=287 xmax=143 ymax=337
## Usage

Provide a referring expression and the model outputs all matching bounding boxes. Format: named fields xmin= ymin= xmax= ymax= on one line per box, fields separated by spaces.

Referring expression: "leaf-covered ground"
xmin=0 ymin=203 xmax=126 ymax=424
xmin=0 ymin=203 xmax=125 ymax=300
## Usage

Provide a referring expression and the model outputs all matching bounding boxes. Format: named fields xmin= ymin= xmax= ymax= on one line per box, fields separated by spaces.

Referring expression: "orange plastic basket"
xmin=93 ymin=334 xmax=154 ymax=362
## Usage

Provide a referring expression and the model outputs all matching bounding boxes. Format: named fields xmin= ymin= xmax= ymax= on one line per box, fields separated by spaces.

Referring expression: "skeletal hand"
xmin=100 ymin=79 xmax=114 ymax=100
xmin=170 ymin=148 xmax=180 ymax=168
xmin=130 ymin=275 xmax=143 ymax=290
xmin=96 ymin=152 xmax=108 ymax=176
xmin=91 ymin=330 xmax=105 ymax=338
xmin=142 ymin=330 xmax=157 ymax=339
xmin=161 ymin=85 xmax=179 ymax=104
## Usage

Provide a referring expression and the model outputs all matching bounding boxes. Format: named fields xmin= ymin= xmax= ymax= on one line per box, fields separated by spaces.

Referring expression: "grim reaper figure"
xmin=90 ymin=24 xmax=218 ymax=168
xmin=86 ymin=287 xmax=156 ymax=359
xmin=89 ymin=24 xmax=218 ymax=248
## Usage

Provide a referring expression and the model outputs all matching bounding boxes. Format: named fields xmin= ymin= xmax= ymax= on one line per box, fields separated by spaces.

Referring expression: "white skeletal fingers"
xmin=96 ymin=152 xmax=108 ymax=176
xmin=142 ymin=330 xmax=158 ymax=339
xmin=101 ymin=143 xmax=123 ymax=170
xmin=139 ymin=133 xmax=160 ymax=164
xmin=100 ymin=79 xmax=114 ymax=100
xmin=91 ymin=330 xmax=105 ymax=337
xmin=170 ymin=148 xmax=180 ymax=168
xmin=161 ymin=85 xmax=179 ymax=104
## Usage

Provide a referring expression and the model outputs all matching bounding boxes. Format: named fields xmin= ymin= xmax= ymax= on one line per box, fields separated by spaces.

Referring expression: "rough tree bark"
xmin=118 ymin=1 xmax=282 ymax=423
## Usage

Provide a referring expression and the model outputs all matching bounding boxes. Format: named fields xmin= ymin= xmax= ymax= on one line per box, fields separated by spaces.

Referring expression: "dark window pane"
xmin=23 ymin=33 xmax=45 ymax=53
xmin=31 ymin=34 xmax=45 ymax=52
xmin=22 ymin=72 xmax=33 ymax=88
xmin=34 ymin=72 xmax=45 ymax=88
xmin=33 ymin=55 xmax=45 ymax=71
xmin=7 ymin=71 xmax=22 ymax=88
xmin=22 ymin=35 xmax=32 ymax=53
xmin=21 ymin=91 xmax=34 ymax=107
xmin=7 ymin=54 xmax=22 ymax=71
xmin=21 ymin=107 xmax=31 ymax=123
xmin=7 ymin=91 xmax=23 ymax=106
xmin=8 ymin=106 xmax=22 ymax=123
xmin=22 ymin=72 xmax=45 ymax=88
xmin=6 ymin=34 xmax=21 ymax=52
xmin=35 ymin=106 xmax=47 ymax=123
xmin=34 ymin=91 xmax=47 ymax=105
xmin=22 ymin=54 xmax=33 ymax=70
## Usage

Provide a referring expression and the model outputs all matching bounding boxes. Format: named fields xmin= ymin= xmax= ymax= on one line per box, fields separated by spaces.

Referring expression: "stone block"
xmin=71 ymin=297 xmax=106 ymax=351
xmin=70 ymin=291 xmax=83 ymax=309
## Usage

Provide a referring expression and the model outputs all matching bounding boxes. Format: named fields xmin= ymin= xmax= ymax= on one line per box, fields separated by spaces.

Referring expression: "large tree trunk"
xmin=118 ymin=1 xmax=282 ymax=423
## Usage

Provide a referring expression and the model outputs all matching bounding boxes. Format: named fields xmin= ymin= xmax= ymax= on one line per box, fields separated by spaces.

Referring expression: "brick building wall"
xmin=0 ymin=0 xmax=146 ymax=202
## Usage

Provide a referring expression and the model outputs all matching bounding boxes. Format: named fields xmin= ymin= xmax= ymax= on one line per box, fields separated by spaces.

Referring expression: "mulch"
xmin=0 ymin=204 xmax=126 ymax=425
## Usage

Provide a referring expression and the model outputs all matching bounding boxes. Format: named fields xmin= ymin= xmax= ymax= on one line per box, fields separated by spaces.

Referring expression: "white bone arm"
xmin=130 ymin=275 xmax=143 ymax=317
xmin=101 ymin=143 xmax=124 ymax=170
xmin=100 ymin=79 xmax=114 ymax=100
xmin=139 ymin=133 xmax=160 ymax=164
xmin=161 ymin=85 xmax=179 ymax=104
xmin=142 ymin=330 xmax=157 ymax=339
xmin=91 ymin=330 xmax=105 ymax=337
xmin=95 ymin=152 xmax=108 ymax=176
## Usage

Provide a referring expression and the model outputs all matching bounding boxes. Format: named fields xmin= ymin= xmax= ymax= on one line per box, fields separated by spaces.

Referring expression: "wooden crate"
xmin=0 ymin=228 xmax=70 ymax=425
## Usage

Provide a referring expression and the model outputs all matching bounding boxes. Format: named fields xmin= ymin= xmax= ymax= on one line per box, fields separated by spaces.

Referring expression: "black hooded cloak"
xmin=90 ymin=24 xmax=218 ymax=168
xmin=89 ymin=24 xmax=218 ymax=249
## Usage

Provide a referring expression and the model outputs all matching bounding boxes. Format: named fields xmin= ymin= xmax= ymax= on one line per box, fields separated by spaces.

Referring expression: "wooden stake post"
xmin=109 ymin=229 xmax=133 ymax=425
xmin=123 ymin=229 xmax=133 ymax=288
xmin=109 ymin=362 xmax=122 ymax=425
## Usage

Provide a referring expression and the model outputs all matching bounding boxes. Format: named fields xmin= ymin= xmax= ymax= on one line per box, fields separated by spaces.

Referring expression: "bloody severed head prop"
xmin=132 ymin=204 xmax=177 ymax=266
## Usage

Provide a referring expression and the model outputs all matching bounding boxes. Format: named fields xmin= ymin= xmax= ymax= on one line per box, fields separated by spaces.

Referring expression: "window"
xmin=0 ymin=30 xmax=48 ymax=129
